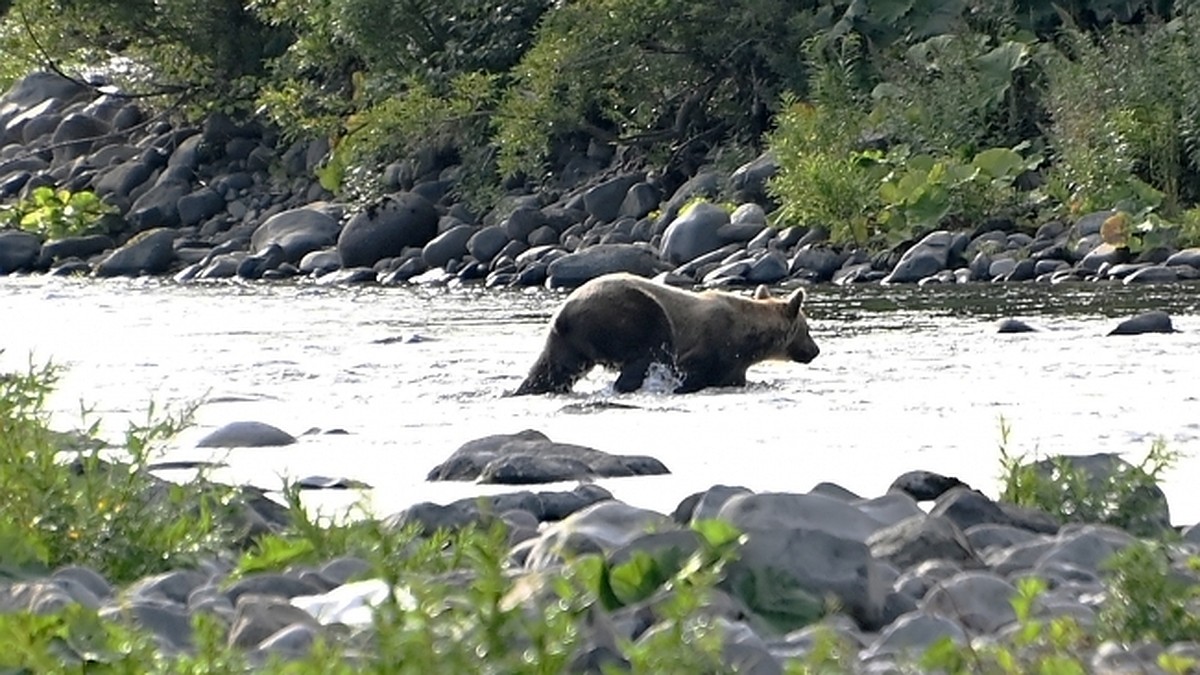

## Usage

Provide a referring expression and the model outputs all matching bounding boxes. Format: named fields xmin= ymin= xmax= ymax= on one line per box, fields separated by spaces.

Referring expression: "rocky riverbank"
xmin=3 ymin=71 xmax=1200 ymax=291
xmin=7 ymin=423 xmax=1200 ymax=672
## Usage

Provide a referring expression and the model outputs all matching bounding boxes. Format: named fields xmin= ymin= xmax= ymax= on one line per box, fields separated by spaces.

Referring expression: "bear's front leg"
xmin=514 ymin=331 xmax=594 ymax=395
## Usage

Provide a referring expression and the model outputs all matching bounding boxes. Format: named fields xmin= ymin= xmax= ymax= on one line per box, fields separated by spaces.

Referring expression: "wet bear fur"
xmin=515 ymin=273 xmax=820 ymax=395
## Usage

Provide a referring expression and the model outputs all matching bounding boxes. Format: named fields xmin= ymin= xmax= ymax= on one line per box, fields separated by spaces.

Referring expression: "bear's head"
xmin=754 ymin=285 xmax=820 ymax=363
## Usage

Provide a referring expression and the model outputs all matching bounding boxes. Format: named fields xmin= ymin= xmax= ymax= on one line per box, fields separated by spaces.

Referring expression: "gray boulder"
xmin=867 ymin=514 xmax=982 ymax=571
xmin=524 ymin=501 xmax=673 ymax=569
xmin=196 ymin=421 xmax=296 ymax=448
xmin=177 ymin=188 xmax=225 ymax=226
xmin=997 ymin=318 xmax=1037 ymax=333
xmin=882 ymin=231 xmax=955 ymax=284
xmin=717 ymin=492 xmax=887 ymax=542
xmin=0 ymin=230 xmax=42 ymax=273
xmin=502 ymin=206 xmax=547 ymax=243
xmin=660 ymin=202 xmax=731 ymax=265
xmin=426 ymin=429 xmax=668 ymax=484
xmin=654 ymin=171 xmax=722 ymax=232
xmin=0 ymin=72 xmax=91 ymax=122
xmin=789 ymin=245 xmax=842 ymax=282
xmin=862 ymin=611 xmax=968 ymax=661
xmin=745 ymin=250 xmax=789 ymax=284
xmin=584 ymin=172 xmax=645 ymax=223
xmin=619 ymin=182 xmax=660 ymax=220
xmin=1122 ymin=265 xmax=1178 ymax=284
xmin=94 ymin=159 xmax=155 ymax=199
xmin=723 ymin=526 xmax=884 ymax=630
xmin=729 ymin=152 xmax=779 ymax=202
xmin=99 ymin=600 xmax=193 ymax=652
xmin=422 ymin=224 xmax=477 ymax=268
xmin=922 ymin=572 xmax=1017 ymax=634
xmin=337 ymin=192 xmax=438 ymax=268
xmin=126 ymin=180 xmax=188 ymax=231
xmin=250 ymin=204 xmax=342 ymax=264
xmin=1080 ymin=243 xmax=1129 ymax=272
xmin=94 ymin=228 xmax=175 ymax=277
xmin=546 ymin=243 xmax=670 ymax=289
xmin=1108 ymin=310 xmax=1176 ymax=336
xmin=228 ymin=596 xmax=320 ymax=650
xmin=1165 ymin=247 xmax=1200 ymax=269
xmin=51 ymin=113 xmax=110 ymax=163
xmin=41 ymin=234 xmax=114 ymax=263
xmin=466 ymin=225 xmax=509 ymax=264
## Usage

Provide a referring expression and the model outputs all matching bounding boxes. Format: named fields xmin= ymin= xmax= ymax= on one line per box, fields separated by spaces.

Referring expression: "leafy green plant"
xmin=997 ymin=417 xmax=1181 ymax=536
xmin=1100 ymin=541 xmax=1200 ymax=645
xmin=0 ymin=359 xmax=237 ymax=583
xmin=0 ymin=187 xmax=116 ymax=240
xmin=877 ymin=145 xmax=1043 ymax=237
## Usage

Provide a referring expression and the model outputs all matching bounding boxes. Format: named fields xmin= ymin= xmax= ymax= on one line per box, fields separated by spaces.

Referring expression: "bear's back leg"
xmin=566 ymin=287 xmax=674 ymax=393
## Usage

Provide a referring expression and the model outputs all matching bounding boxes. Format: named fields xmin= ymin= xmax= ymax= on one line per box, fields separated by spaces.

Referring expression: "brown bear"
xmin=515 ymin=273 xmax=819 ymax=395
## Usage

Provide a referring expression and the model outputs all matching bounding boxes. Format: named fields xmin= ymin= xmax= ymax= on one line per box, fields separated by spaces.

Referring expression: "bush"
xmin=996 ymin=417 xmax=1181 ymax=536
xmin=0 ymin=187 xmax=116 ymax=240
xmin=1043 ymin=11 xmax=1200 ymax=216
xmin=0 ymin=359 xmax=238 ymax=583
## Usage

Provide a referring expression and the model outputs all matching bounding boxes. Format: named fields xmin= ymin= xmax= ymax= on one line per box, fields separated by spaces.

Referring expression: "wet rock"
xmin=177 ymin=188 xmax=224 ymax=226
xmin=228 ymin=595 xmax=319 ymax=649
xmin=674 ymin=484 xmax=752 ymax=524
xmin=94 ymin=228 xmax=175 ymax=277
xmin=237 ymin=243 xmax=285 ymax=280
xmin=295 ymin=475 xmax=371 ymax=490
xmin=729 ymin=152 xmax=779 ymax=203
xmin=1122 ymin=265 xmax=1178 ymax=284
xmin=996 ymin=318 xmax=1038 ymax=333
xmin=724 ymin=525 xmax=884 ymax=631
xmin=1165 ymin=247 xmax=1200 ymax=269
xmin=545 ymin=243 xmax=669 ymax=289
xmin=1080 ymin=243 xmax=1130 ymax=272
xmin=0 ymin=581 xmax=75 ymax=614
xmin=1108 ymin=310 xmax=1177 ymax=336
xmin=426 ymin=429 xmax=668 ymax=484
xmin=789 ymin=245 xmax=842 ymax=282
xmin=298 ymin=249 xmax=341 ymax=275
xmin=717 ymin=492 xmax=887 ymax=542
xmin=337 ymin=192 xmax=438 ymax=268
xmin=41 ymin=234 xmax=114 ymax=264
xmin=882 ymin=231 xmax=955 ymax=284
xmin=196 ymin=421 xmax=296 ymax=448
xmin=0 ymin=229 xmax=42 ymax=273
xmin=51 ymin=112 xmax=110 ymax=163
xmin=619 ymin=182 xmax=660 ymax=220
xmin=126 ymin=179 xmax=189 ymax=231
xmin=867 ymin=514 xmax=982 ymax=570
xmin=862 ymin=611 xmax=968 ymax=661
xmin=584 ymin=173 xmax=645 ymax=223
xmin=128 ymin=570 xmax=208 ymax=605
xmin=888 ymin=470 xmax=969 ymax=501
xmin=100 ymin=600 xmax=193 ymax=652
xmin=52 ymin=566 xmax=112 ymax=602
xmin=250 ymin=204 xmax=341 ymax=264
xmin=660 ymin=201 xmax=731 ymax=265
xmin=922 ymin=571 xmax=1017 ymax=635
xmin=525 ymin=501 xmax=673 ymax=569
xmin=930 ymin=487 xmax=1058 ymax=534
xmin=226 ymin=575 xmax=325 ymax=606
xmin=745 ymin=250 xmax=788 ymax=284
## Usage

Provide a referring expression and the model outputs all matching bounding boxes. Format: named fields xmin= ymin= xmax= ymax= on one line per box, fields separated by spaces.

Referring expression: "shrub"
xmin=1043 ymin=11 xmax=1200 ymax=216
xmin=0 ymin=187 xmax=116 ymax=240
xmin=1100 ymin=541 xmax=1200 ymax=645
xmin=996 ymin=417 xmax=1181 ymax=536
xmin=0 ymin=359 xmax=237 ymax=583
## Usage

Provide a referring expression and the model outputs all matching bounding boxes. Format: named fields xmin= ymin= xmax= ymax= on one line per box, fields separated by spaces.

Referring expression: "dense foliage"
xmin=1 ymin=0 xmax=1199 ymax=241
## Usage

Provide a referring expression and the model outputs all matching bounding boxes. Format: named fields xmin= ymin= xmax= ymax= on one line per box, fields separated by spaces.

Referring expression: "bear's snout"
xmin=790 ymin=340 xmax=820 ymax=364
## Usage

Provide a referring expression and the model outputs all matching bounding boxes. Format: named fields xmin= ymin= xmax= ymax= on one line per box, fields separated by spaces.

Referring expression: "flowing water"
xmin=4 ymin=276 xmax=1200 ymax=524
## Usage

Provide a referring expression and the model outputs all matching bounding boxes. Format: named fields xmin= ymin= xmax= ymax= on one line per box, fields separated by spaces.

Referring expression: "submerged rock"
xmin=1107 ymin=310 xmax=1177 ymax=336
xmin=196 ymin=421 xmax=296 ymax=448
xmin=425 ymin=429 xmax=669 ymax=484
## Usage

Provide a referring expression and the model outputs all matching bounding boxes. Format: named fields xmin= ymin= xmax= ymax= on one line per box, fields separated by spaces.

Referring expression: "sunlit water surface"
xmin=4 ymin=277 xmax=1199 ymax=524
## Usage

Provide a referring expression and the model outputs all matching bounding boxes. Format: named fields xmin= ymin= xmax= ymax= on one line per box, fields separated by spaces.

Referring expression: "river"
xmin=4 ymin=276 xmax=1199 ymax=525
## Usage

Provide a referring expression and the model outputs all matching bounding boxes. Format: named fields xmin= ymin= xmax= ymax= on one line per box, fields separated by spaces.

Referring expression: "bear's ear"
xmin=786 ymin=287 xmax=806 ymax=317
xmin=753 ymin=285 xmax=771 ymax=300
